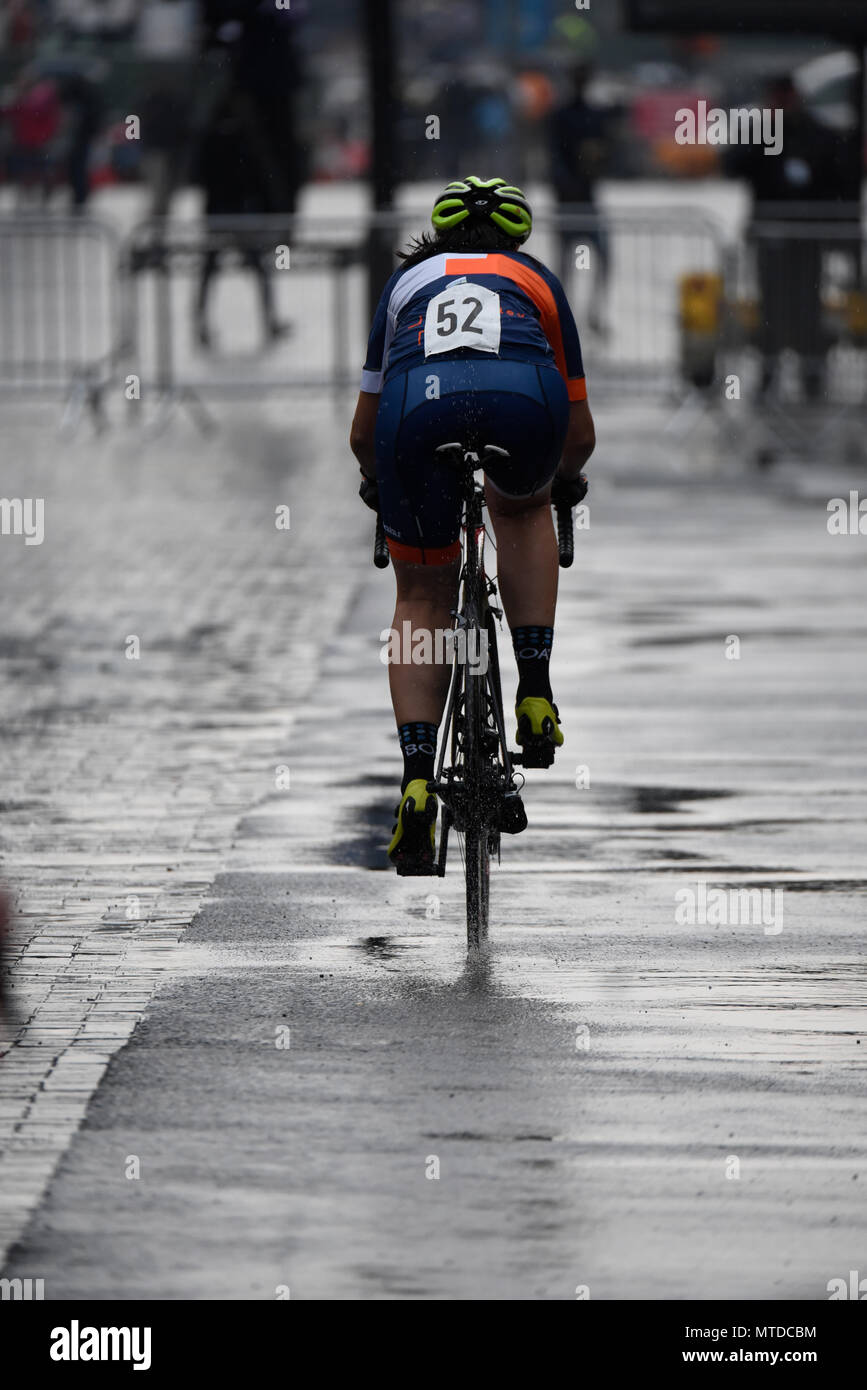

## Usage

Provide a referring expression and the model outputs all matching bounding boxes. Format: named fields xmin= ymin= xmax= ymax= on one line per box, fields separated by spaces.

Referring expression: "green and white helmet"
xmin=431 ymin=175 xmax=533 ymax=244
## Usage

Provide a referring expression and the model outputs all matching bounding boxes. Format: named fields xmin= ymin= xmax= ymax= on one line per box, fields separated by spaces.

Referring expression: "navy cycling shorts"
xmin=374 ymin=358 xmax=569 ymax=565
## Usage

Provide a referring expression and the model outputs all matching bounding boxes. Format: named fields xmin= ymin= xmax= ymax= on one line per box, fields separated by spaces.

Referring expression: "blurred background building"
xmin=0 ymin=0 xmax=864 ymax=443
xmin=0 ymin=0 xmax=861 ymax=209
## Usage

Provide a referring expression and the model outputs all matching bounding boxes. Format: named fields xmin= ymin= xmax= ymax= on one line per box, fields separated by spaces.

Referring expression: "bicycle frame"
xmin=371 ymin=443 xmax=576 ymax=950
xmin=428 ymin=446 xmax=527 ymax=946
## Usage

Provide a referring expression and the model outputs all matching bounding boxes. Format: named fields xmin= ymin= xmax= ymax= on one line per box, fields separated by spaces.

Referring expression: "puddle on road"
xmin=108 ymin=919 xmax=867 ymax=1078
xmin=629 ymin=626 xmax=819 ymax=649
xmin=643 ymin=847 xmax=710 ymax=862
xmin=421 ymin=1130 xmax=555 ymax=1143
xmin=629 ymin=785 xmax=732 ymax=815
xmin=329 ymin=782 xmax=740 ymax=872
xmin=756 ymin=879 xmax=867 ymax=894
xmin=353 ymin=935 xmax=421 ymax=961
xmin=164 ymin=929 xmax=865 ymax=1002
xmin=623 ymin=598 xmax=768 ymax=622
xmin=332 ymin=799 xmax=394 ymax=870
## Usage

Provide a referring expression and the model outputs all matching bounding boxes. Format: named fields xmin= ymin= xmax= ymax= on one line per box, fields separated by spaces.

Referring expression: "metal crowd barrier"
xmin=0 ymin=215 xmax=121 ymax=428
xmin=120 ymin=215 xmax=364 ymax=427
xmin=712 ymin=218 xmax=867 ymax=465
xmin=536 ymin=207 xmax=727 ymax=397
xmin=723 ymin=219 xmax=866 ymax=396
xmin=18 ymin=206 xmax=861 ymax=450
xmin=118 ymin=207 xmax=727 ymax=422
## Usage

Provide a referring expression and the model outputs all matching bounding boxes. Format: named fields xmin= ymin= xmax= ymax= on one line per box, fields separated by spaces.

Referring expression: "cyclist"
xmin=350 ymin=176 xmax=595 ymax=874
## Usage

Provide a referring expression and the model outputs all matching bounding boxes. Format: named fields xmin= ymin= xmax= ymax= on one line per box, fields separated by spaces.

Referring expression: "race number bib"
xmin=423 ymin=282 xmax=501 ymax=357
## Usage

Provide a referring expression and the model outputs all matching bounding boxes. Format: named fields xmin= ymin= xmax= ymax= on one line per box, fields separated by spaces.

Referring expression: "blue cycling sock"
xmin=512 ymin=625 xmax=554 ymax=704
xmin=398 ymin=721 xmax=438 ymax=792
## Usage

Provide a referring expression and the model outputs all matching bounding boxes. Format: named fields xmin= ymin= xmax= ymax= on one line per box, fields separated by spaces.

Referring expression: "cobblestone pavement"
xmin=0 ymin=396 xmax=360 ymax=1265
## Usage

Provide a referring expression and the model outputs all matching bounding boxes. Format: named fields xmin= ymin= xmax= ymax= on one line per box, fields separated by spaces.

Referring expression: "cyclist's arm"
xmin=537 ymin=263 xmax=595 ymax=479
xmin=352 ymin=268 xmax=402 ymax=479
xmin=350 ymin=390 xmax=379 ymax=479
xmin=528 ymin=259 xmax=591 ymax=423
xmin=558 ymin=399 xmax=595 ymax=480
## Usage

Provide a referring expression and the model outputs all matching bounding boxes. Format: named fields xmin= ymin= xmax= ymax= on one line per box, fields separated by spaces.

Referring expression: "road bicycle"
xmin=374 ymin=445 xmax=574 ymax=950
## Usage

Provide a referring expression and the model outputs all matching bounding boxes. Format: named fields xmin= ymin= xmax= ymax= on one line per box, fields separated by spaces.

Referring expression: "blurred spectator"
xmin=54 ymin=65 xmax=103 ymax=210
xmin=1 ymin=0 xmax=40 ymax=48
xmin=139 ymin=77 xmax=193 ymax=218
xmin=435 ymin=62 xmax=515 ymax=175
xmin=194 ymin=84 xmax=290 ymax=348
xmin=403 ymin=0 xmax=481 ymax=68
xmin=231 ymin=0 xmax=307 ymax=209
xmin=726 ymin=75 xmax=850 ymax=400
xmin=0 ymin=66 xmax=62 ymax=203
xmin=514 ymin=64 xmax=554 ymax=184
xmin=193 ymin=2 xmax=305 ymax=348
xmin=316 ymin=111 xmax=369 ymax=182
xmin=548 ymin=62 xmax=615 ymax=333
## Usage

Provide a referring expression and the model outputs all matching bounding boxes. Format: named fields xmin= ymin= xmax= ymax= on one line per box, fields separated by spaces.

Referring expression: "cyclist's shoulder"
xmin=379 ymin=262 xmax=412 ymax=297
xmin=384 ymin=250 xmax=448 ymax=294
xmin=498 ymin=249 xmax=571 ymax=311
xmin=382 ymin=251 xmax=463 ymax=316
xmin=509 ymin=248 xmax=563 ymax=286
xmin=381 ymin=246 xmax=567 ymax=314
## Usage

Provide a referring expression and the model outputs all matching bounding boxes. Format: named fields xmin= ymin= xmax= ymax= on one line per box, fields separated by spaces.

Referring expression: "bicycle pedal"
xmin=394 ymin=857 xmax=438 ymax=877
xmin=515 ymin=737 xmax=556 ymax=769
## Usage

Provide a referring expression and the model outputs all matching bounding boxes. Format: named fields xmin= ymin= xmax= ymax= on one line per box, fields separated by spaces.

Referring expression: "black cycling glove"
xmin=551 ymin=474 xmax=588 ymax=508
xmin=358 ymin=473 xmax=379 ymax=511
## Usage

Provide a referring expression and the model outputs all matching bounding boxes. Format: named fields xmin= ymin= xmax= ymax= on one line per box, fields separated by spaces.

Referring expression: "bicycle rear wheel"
xmin=462 ymin=598 xmax=491 ymax=948
xmin=464 ymin=822 xmax=489 ymax=948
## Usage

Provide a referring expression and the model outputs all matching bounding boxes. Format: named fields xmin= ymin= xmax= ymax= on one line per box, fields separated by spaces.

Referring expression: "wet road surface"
xmin=2 ymin=401 xmax=866 ymax=1299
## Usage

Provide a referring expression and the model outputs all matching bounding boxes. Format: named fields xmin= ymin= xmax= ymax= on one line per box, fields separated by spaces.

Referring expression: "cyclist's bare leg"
xmin=484 ymin=480 xmax=558 ymax=629
xmin=389 ymin=557 xmax=460 ymax=726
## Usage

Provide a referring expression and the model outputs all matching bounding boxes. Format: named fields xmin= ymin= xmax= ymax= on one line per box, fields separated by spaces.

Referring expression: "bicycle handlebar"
xmin=373 ymin=512 xmax=390 ymax=568
xmin=555 ymin=500 xmax=575 ymax=569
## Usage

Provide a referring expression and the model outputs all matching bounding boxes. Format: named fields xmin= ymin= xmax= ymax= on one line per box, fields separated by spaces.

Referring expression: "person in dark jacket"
xmin=194 ymin=1 xmax=304 ymax=348
xmin=55 ymin=67 xmax=102 ymax=210
xmin=194 ymin=83 xmax=292 ymax=348
xmin=548 ymin=63 xmax=615 ymax=335
xmin=726 ymin=75 xmax=856 ymax=400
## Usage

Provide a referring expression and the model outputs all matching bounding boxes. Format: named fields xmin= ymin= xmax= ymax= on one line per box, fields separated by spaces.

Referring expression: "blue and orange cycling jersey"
xmin=361 ymin=249 xmax=587 ymax=401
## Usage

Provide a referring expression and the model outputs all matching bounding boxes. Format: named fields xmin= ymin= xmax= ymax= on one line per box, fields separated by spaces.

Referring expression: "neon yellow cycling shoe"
xmin=388 ymin=778 xmax=438 ymax=876
xmin=515 ymin=696 xmax=563 ymax=767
